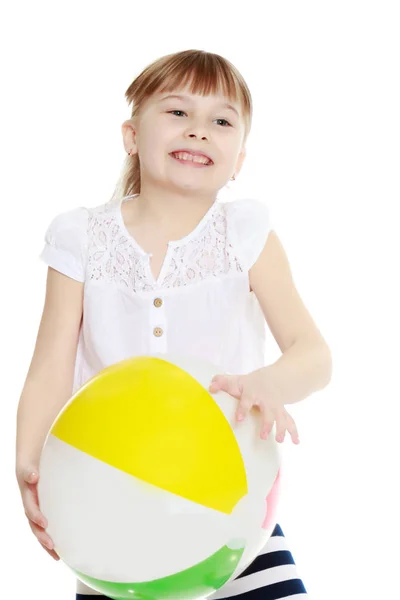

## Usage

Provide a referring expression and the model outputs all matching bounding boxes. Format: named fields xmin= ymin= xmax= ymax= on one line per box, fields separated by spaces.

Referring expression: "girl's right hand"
xmin=17 ymin=467 xmax=60 ymax=561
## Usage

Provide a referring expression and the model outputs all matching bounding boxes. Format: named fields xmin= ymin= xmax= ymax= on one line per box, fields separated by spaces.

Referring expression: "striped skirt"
xmin=76 ymin=524 xmax=307 ymax=599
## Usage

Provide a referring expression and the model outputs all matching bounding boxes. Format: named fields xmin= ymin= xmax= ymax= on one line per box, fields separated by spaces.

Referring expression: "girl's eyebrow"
xmin=158 ymin=94 xmax=240 ymax=117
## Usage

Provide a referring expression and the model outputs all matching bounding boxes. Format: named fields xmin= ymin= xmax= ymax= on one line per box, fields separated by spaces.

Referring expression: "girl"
xmin=16 ymin=49 xmax=332 ymax=600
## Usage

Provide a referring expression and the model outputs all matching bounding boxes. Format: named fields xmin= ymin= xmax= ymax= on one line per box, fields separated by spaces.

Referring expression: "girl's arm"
xmin=249 ymin=230 xmax=332 ymax=404
xmin=16 ymin=267 xmax=84 ymax=471
xmin=16 ymin=266 xmax=84 ymax=473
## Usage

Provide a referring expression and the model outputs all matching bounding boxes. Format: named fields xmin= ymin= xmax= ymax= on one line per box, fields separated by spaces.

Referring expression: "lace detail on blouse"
xmin=86 ymin=202 xmax=244 ymax=292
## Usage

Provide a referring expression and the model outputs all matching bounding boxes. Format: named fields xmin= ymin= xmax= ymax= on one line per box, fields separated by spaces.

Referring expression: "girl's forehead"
xmin=149 ymin=88 xmax=242 ymax=115
xmin=158 ymin=90 xmax=232 ymax=101
xmin=159 ymin=81 xmax=235 ymax=99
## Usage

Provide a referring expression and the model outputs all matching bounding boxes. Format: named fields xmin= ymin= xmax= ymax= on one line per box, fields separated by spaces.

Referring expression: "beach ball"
xmin=38 ymin=355 xmax=282 ymax=600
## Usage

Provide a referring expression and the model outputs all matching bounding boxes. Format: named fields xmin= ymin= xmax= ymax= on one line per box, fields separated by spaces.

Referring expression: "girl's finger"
xmin=260 ymin=406 xmax=275 ymax=440
xmin=23 ymin=469 xmax=39 ymax=485
xmin=23 ymin=487 xmax=47 ymax=528
xmin=210 ymin=375 xmax=242 ymax=399
xmin=286 ymin=413 xmax=300 ymax=444
xmin=274 ymin=408 xmax=288 ymax=443
xmin=38 ymin=540 xmax=60 ymax=561
xmin=235 ymin=395 xmax=253 ymax=422
xmin=28 ymin=519 xmax=54 ymax=550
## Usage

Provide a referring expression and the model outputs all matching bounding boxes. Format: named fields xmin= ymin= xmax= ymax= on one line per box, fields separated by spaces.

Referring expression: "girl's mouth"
xmin=169 ymin=152 xmax=213 ymax=168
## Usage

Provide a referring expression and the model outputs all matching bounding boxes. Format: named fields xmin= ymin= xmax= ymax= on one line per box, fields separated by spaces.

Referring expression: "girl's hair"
xmin=109 ymin=49 xmax=253 ymax=204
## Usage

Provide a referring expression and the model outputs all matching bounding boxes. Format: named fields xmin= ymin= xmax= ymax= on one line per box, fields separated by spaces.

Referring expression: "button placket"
xmin=149 ymin=295 xmax=167 ymax=352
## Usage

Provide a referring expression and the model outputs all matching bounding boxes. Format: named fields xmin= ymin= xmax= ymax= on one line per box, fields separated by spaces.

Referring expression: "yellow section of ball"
xmin=51 ymin=356 xmax=247 ymax=514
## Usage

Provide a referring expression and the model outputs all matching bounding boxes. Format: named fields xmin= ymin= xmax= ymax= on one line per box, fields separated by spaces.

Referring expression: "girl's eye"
xmin=167 ymin=110 xmax=231 ymax=127
xmin=216 ymin=118 xmax=231 ymax=127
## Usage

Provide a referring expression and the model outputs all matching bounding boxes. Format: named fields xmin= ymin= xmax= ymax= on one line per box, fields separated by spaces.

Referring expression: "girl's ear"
xmin=121 ymin=119 xmax=137 ymax=154
xmin=235 ymin=147 xmax=247 ymax=177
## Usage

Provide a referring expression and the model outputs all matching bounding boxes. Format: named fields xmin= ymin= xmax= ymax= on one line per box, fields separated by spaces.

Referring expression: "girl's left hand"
xmin=209 ymin=368 xmax=300 ymax=444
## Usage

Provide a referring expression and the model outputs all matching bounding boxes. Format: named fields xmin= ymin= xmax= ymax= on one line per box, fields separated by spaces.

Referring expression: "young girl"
xmin=16 ymin=49 xmax=332 ymax=600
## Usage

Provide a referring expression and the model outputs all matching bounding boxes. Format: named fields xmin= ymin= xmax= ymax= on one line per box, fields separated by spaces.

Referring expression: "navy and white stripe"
xmin=212 ymin=525 xmax=307 ymax=599
xmin=76 ymin=524 xmax=307 ymax=599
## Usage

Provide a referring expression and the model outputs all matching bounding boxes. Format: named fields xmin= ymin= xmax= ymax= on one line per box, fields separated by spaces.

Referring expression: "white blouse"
xmin=39 ymin=194 xmax=273 ymax=394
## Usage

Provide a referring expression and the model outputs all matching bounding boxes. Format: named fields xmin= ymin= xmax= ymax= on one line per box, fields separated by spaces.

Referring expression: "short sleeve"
xmin=227 ymin=198 xmax=273 ymax=270
xmin=39 ymin=207 xmax=89 ymax=282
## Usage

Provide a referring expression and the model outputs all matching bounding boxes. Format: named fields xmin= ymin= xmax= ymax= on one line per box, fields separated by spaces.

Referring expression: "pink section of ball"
xmin=262 ymin=469 xmax=281 ymax=530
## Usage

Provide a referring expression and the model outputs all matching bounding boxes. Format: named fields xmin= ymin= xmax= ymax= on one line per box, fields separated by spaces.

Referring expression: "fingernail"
xmin=237 ymin=414 xmax=244 ymax=421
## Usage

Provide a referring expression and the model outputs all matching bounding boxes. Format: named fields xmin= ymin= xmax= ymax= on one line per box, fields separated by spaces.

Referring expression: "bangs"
xmin=128 ymin=50 xmax=252 ymax=123
xmin=157 ymin=53 xmax=244 ymax=105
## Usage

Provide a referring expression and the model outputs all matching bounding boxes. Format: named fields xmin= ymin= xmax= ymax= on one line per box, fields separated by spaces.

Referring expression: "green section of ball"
xmin=73 ymin=543 xmax=244 ymax=600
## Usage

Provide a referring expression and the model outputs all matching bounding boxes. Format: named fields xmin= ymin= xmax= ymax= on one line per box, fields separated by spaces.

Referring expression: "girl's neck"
xmin=128 ymin=187 xmax=218 ymax=241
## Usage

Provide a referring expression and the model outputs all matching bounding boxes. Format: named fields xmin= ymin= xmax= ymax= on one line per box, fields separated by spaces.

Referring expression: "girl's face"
xmin=124 ymin=85 xmax=247 ymax=194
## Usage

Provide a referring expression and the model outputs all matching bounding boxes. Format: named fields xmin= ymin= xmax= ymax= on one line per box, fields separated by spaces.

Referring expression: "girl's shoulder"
xmin=43 ymin=199 xmax=119 ymax=236
xmin=44 ymin=205 xmax=90 ymax=238
xmin=221 ymin=197 xmax=273 ymax=270
xmin=222 ymin=197 xmax=271 ymax=225
xmin=40 ymin=200 xmax=116 ymax=282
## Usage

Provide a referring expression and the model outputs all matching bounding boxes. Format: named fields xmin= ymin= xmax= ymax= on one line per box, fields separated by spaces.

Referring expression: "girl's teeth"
xmin=173 ymin=152 xmax=211 ymax=165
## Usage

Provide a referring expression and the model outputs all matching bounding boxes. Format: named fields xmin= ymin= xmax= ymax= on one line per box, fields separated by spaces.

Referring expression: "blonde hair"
xmin=109 ymin=49 xmax=253 ymax=204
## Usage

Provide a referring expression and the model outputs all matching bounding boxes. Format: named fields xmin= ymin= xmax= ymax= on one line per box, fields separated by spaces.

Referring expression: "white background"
xmin=1 ymin=1 xmax=399 ymax=599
